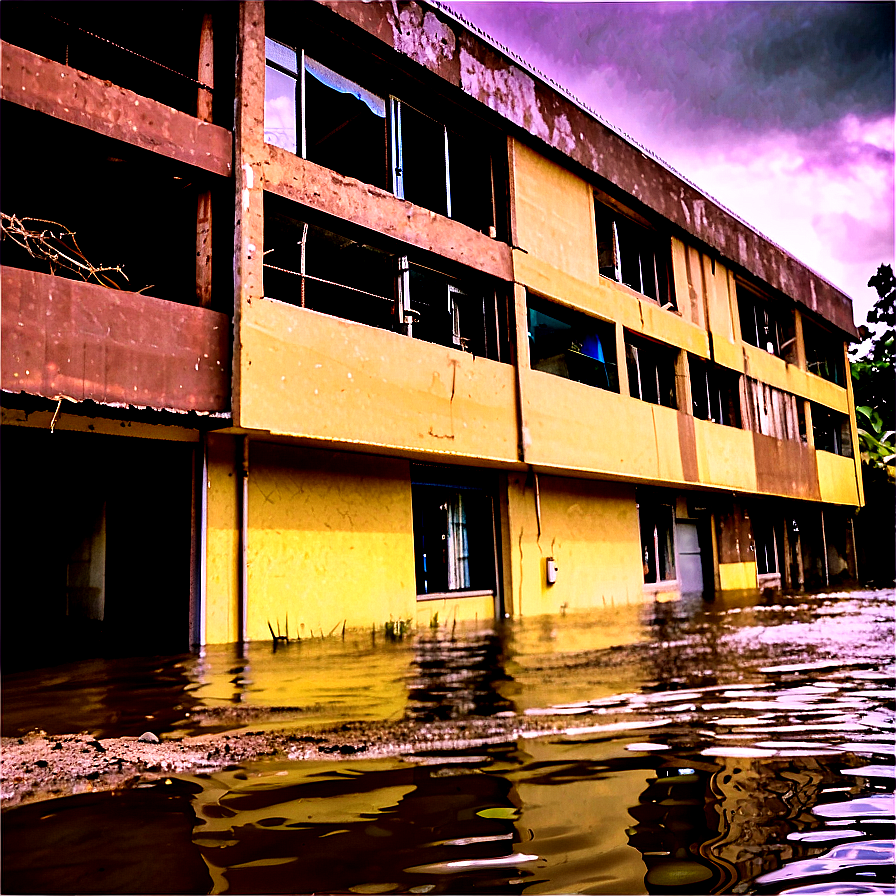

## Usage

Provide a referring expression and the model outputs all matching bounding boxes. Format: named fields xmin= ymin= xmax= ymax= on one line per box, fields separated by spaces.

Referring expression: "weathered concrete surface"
xmin=1 ymin=41 xmax=233 ymax=178
xmin=1 ymin=267 xmax=231 ymax=412
xmin=264 ymin=146 xmax=514 ymax=282
xmin=318 ymin=1 xmax=857 ymax=337
xmin=752 ymin=431 xmax=822 ymax=501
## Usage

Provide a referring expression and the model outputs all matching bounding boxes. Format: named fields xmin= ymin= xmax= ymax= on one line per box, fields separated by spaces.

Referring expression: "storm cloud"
xmin=444 ymin=1 xmax=895 ymax=320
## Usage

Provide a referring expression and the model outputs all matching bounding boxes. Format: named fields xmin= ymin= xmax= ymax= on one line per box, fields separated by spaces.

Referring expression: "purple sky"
xmin=444 ymin=1 xmax=895 ymax=326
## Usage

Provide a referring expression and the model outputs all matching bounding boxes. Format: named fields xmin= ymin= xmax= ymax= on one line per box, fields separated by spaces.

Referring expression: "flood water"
xmin=3 ymin=588 xmax=894 ymax=895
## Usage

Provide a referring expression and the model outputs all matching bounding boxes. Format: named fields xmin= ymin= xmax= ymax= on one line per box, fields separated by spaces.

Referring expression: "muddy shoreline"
xmin=1 ymin=712 xmax=586 ymax=810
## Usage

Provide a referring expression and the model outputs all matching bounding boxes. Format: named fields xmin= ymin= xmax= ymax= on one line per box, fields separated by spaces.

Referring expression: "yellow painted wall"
xmin=239 ymin=300 xmax=519 ymax=462
xmin=505 ymin=472 xmax=643 ymax=617
xmin=414 ymin=595 xmax=496 ymax=628
xmin=694 ymin=420 xmax=758 ymax=492
xmin=719 ymin=561 xmax=758 ymax=591
xmin=244 ymin=442 xmax=417 ymax=643
xmin=522 ymin=369 xmax=687 ymax=484
xmin=205 ymin=433 xmax=240 ymax=645
xmin=513 ymin=141 xmax=599 ymax=286
xmin=816 ymin=451 xmax=861 ymax=506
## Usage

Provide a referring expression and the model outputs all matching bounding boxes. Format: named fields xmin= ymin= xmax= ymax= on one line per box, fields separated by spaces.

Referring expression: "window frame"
xmin=410 ymin=465 xmax=501 ymax=601
xmin=526 ymin=295 xmax=619 ymax=393
xmin=594 ymin=195 xmax=675 ymax=308
xmin=638 ymin=497 xmax=678 ymax=587
xmin=264 ymin=37 xmax=499 ymax=236
xmin=625 ymin=332 xmax=679 ymax=409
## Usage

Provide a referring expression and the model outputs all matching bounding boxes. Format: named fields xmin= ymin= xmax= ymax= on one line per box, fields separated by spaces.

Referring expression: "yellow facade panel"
xmin=816 ymin=451 xmax=861 ymax=506
xmin=245 ymin=443 xmax=417 ymax=643
xmin=694 ymin=420 xmax=758 ymax=492
xmin=205 ymin=433 xmax=240 ymax=645
xmin=719 ymin=561 xmax=758 ymax=591
xmin=523 ymin=370 xmax=665 ymax=479
xmin=414 ymin=595 xmax=496 ymax=628
xmin=512 ymin=141 xmax=599 ymax=286
xmin=506 ymin=473 xmax=643 ymax=618
xmin=239 ymin=300 xmax=519 ymax=462
xmin=712 ymin=337 xmax=745 ymax=373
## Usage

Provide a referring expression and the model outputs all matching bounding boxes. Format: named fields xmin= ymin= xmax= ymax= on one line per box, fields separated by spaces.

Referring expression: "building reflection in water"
xmin=406 ymin=628 xmax=516 ymax=721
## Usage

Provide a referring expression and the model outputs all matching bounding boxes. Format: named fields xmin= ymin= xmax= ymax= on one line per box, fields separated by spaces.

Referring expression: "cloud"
xmin=448 ymin=2 xmax=895 ymax=135
xmin=445 ymin=1 xmax=895 ymax=322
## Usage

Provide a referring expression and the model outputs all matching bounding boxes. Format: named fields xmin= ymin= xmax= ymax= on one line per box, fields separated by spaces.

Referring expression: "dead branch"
xmin=1 ymin=212 xmax=130 ymax=289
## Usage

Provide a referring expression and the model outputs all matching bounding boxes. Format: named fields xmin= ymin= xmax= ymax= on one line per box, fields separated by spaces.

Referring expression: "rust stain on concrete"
xmin=1 ymin=267 xmax=231 ymax=412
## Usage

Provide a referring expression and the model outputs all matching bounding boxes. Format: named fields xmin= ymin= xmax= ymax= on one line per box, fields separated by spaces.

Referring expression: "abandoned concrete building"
xmin=0 ymin=1 xmax=864 ymax=663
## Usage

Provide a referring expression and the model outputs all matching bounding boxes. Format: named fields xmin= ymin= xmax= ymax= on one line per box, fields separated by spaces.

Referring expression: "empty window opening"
xmin=812 ymin=404 xmax=854 ymax=457
xmin=1 ymin=3 xmax=234 ymax=126
xmin=263 ymin=205 xmax=511 ymax=361
xmin=264 ymin=37 xmax=499 ymax=235
xmin=527 ymin=296 xmax=619 ymax=392
xmin=742 ymin=378 xmax=801 ymax=442
xmin=803 ymin=318 xmax=846 ymax=386
xmin=639 ymin=498 xmax=676 ymax=585
xmin=689 ymin=357 xmax=741 ymax=427
xmin=753 ymin=515 xmax=779 ymax=575
xmin=1 ymin=105 xmax=227 ymax=310
xmin=411 ymin=466 xmax=498 ymax=598
xmin=595 ymin=197 xmax=673 ymax=307
xmin=625 ymin=333 xmax=678 ymax=408
xmin=737 ymin=282 xmax=797 ymax=361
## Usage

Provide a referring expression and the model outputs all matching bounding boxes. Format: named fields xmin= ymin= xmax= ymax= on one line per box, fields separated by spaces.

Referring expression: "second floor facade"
xmin=0 ymin=0 xmax=864 ymax=510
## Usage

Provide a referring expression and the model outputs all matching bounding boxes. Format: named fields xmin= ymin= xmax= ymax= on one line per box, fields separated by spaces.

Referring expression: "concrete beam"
xmin=1 ymin=266 xmax=231 ymax=412
xmin=1 ymin=41 xmax=232 ymax=178
xmin=263 ymin=145 xmax=514 ymax=282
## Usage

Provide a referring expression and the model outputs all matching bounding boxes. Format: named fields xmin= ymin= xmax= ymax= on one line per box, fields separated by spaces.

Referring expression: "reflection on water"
xmin=2 ymin=588 xmax=894 ymax=894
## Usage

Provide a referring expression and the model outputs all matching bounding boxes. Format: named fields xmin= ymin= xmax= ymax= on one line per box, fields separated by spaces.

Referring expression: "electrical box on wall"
xmin=546 ymin=557 xmax=558 ymax=585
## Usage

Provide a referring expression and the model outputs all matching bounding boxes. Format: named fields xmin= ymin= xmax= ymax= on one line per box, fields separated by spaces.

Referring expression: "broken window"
xmin=595 ymin=197 xmax=673 ymax=307
xmin=803 ymin=318 xmax=846 ymax=386
xmin=262 ymin=204 xmax=511 ymax=361
xmin=264 ymin=41 xmax=390 ymax=190
xmin=625 ymin=333 xmax=678 ymax=409
xmin=411 ymin=465 xmax=498 ymax=598
xmin=264 ymin=37 xmax=499 ymax=235
xmin=638 ymin=498 xmax=676 ymax=585
xmin=741 ymin=378 xmax=801 ymax=441
xmin=527 ymin=296 xmax=619 ymax=392
xmin=737 ymin=282 xmax=797 ymax=361
xmin=811 ymin=404 xmax=854 ymax=457
xmin=689 ymin=357 xmax=741 ymax=427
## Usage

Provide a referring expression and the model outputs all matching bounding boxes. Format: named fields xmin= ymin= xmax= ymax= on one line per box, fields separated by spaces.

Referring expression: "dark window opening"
xmin=689 ymin=357 xmax=742 ymax=427
xmin=264 ymin=37 xmax=501 ymax=237
xmin=411 ymin=466 xmax=498 ymax=598
xmin=812 ymin=404 xmax=854 ymax=457
xmin=625 ymin=333 xmax=678 ymax=408
xmin=1 ymin=2 xmax=235 ymax=127
xmin=263 ymin=205 xmax=511 ymax=362
xmin=753 ymin=515 xmax=779 ymax=575
xmin=803 ymin=318 xmax=846 ymax=386
xmin=595 ymin=198 xmax=673 ymax=307
xmin=639 ymin=498 xmax=676 ymax=584
xmin=742 ymin=378 xmax=801 ymax=442
xmin=527 ymin=296 xmax=619 ymax=392
xmin=737 ymin=283 xmax=797 ymax=362
xmin=1 ymin=105 xmax=229 ymax=311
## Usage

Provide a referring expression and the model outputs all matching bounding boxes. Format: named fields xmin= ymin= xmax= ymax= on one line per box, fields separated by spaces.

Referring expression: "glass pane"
xmin=447 ymin=129 xmax=493 ymax=233
xmin=303 ymin=57 xmax=388 ymax=190
xmin=264 ymin=65 xmax=298 ymax=154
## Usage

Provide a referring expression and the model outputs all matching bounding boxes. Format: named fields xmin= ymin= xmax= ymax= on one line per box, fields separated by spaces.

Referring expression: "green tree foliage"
xmin=850 ymin=263 xmax=895 ymax=474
